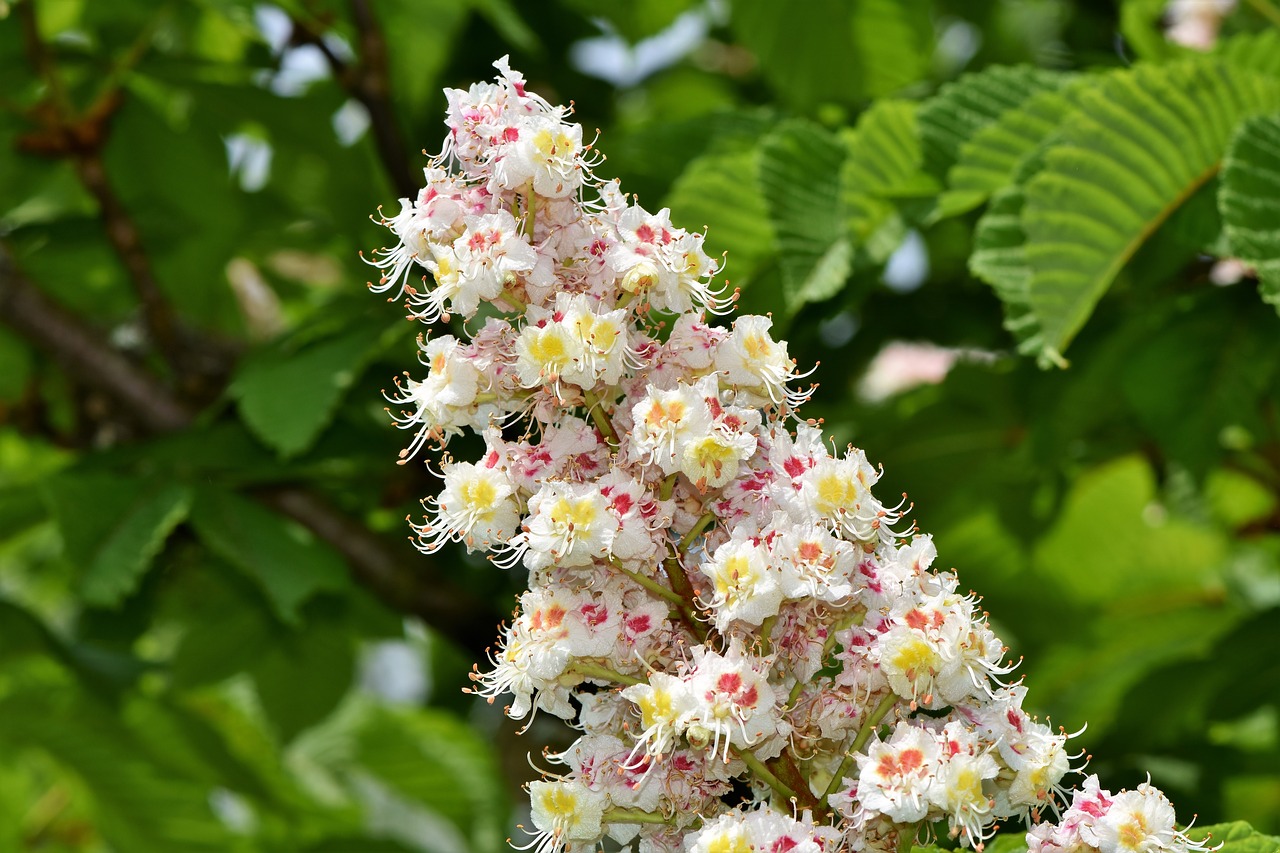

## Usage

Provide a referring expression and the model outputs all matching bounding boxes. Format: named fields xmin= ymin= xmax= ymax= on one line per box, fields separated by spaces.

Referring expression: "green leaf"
xmin=757 ymin=119 xmax=852 ymax=312
xmin=665 ymin=147 xmax=775 ymax=288
xmin=1022 ymin=61 xmax=1280 ymax=365
xmin=188 ymin=487 xmax=349 ymax=625
xmin=0 ymin=330 xmax=33 ymax=403
xmin=469 ymin=0 xmax=541 ymax=55
xmin=942 ymin=81 xmax=1078 ymax=217
xmin=250 ymin=615 xmax=355 ymax=742
xmin=724 ymin=0 xmax=933 ymax=108
xmin=839 ymin=99 xmax=938 ymax=261
xmin=354 ymin=706 xmax=507 ymax=850
xmin=983 ymin=833 xmax=1030 ymax=853
xmin=918 ymin=65 xmax=1067 ymax=181
xmin=1121 ymin=297 xmax=1280 ymax=475
xmin=0 ymin=690 xmax=230 ymax=852
xmin=230 ymin=312 xmax=400 ymax=458
xmin=301 ymin=839 xmax=420 ymax=853
xmin=556 ymin=0 xmax=701 ymax=43
xmin=730 ymin=0 xmax=859 ymax=109
xmin=0 ymin=160 xmax=96 ymax=231
xmin=849 ymin=0 xmax=933 ymax=98
xmin=1220 ymin=113 xmax=1280 ymax=312
xmin=1119 ymin=0 xmax=1188 ymax=62
xmin=377 ymin=0 xmax=472 ymax=129
xmin=842 ymin=100 xmax=939 ymax=200
xmin=1034 ymin=602 xmax=1241 ymax=741
xmin=1186 ymin=822 xmax=1280 ymax=853
xmin=0 ymin=484 xmax=46 ymax=541
xmin=42 ymin=472 xmax=191 ymax=607
xmin=970 ymin=184 xmax=1041 ymax=351
xmin=1034 ymin=456 xmax=1227 ymax=603
xmin=170 ymin=573 xmax=275 ymax=689
xmin=1219 ymin=29 xmax=1280 ymax=79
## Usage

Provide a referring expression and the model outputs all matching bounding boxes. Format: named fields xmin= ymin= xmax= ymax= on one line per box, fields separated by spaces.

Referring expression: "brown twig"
xmin=0 ymin=243 xmax=495 ymax=655
xmin=75 ymin=150 xmax=188 ymax=373
xmin=291 ymin=0 xmax=418 ymax=199
xmin=15 ymin=0 xmax=189 ymax=380
xmin=0 ymin=246 xmax=191 ymax=433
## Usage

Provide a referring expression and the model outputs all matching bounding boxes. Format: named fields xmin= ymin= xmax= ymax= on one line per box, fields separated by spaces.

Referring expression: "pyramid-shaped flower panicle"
xmin=368 ymin=56 xmax=1213 ymax=853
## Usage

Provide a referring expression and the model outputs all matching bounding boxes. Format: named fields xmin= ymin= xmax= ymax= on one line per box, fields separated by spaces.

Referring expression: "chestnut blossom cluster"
xmin=368 ymin=58 xmax=1213 ymax=853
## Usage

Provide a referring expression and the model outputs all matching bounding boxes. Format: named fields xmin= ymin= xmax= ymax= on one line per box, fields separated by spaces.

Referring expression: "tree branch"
xmin=292 ymin=1 xmax=418 ymax=199
xmin=0 ymin=246 xmax=191 ymax=433
xmin=74 ymin=149 xmax=187 ymax=373
xmin=0 ymin=243 xmax=495 ymax=655
xmin=16 ymin=0 xmax=192 ymax=381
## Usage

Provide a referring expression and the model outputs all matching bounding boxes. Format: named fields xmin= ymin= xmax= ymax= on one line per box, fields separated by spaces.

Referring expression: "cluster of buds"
xmin=368 ymin=58 xmax=1213 ymax=853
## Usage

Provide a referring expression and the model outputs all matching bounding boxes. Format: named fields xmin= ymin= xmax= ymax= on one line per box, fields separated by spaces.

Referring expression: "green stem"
xmin=822 ymin=693 xmax=898 ymax=802
xmin=663 ymin=554 xmax=708 ymax=642
xmin=498 ymin=289 xmax=525 ymax=312
xmin=609 ymin=557 xmax=684 ymax=605
xmin=603 ymin=807 xmax=673 ymax=825
xmin=677 ymin=511 xmax=716 ymax=553
xmin=659 ymin=473 xmax=678 ymax=501
xmin=821 ymin=608 xmax=865 ymax=659
xmin=524 ymin=180 xmax=538 ymax=235
xmin=759 ymin=614 xmax=777 ymax=656
xmin=616 ymin=291 xmax=636 ymax=311
xmin=582 ymin=389 xmax=619 ymax=448
xmin=569 ymin=662 xmax=644 ymax=687
xmin=735 ymin=748 xmax=799 ymax=802
xmin=787 ymin=677 xmax=807 ymax=707
xmin=898 ymin=824 xmax=919 ymax=853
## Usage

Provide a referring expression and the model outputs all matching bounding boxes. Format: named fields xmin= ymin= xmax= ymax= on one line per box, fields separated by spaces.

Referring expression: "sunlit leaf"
xmin=918 ymin=65 xmax=1067 ymax=181
xmin=1219 ymin=113 xmax=1280 ymax=312
xmin=188 ymin=487 xmax=349 ymax=624
xmin=665 ymin=147 xmax=775 ymax=288
xmin=758 ymin=119 xmax=851 ymax=312
xmin=230 ymin=311 xmax=401 ymax=458
xmin=1022 ymin=61 xmax=1280 ymax=365
xmin=42 ymin=472 xmax=191 ymax=607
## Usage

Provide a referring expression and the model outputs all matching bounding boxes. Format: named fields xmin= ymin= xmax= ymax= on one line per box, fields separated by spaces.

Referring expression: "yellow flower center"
xmin=890 ymin=636 xmax=940 ymax=679
xmin=550 ymin=497 xmax=597 ymax=531
xmin=461 ymin=477 xmax=498 ymax=514
xmin=815 ymin=471 xmax=858 ymax=515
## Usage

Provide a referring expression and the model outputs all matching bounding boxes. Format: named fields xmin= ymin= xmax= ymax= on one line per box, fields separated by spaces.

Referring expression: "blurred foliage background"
xmin=1 ymin=0 xmax=1279 ymax=850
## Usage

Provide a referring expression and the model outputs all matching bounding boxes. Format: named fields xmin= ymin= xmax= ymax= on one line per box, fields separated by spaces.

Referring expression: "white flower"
xmin=715 ymin=315 xmax=797 ymax=405
xmin=518 ymin=481 xmax=615 ymax=571
xmin=628 ymin=376 xmax=716 ymax=473
xmin=1095 ymin=784 xmax=1188 ymax=853
xmin=854 ymin=722 xmax=940 ymax=823
xmin=683 ymin=640 xmax=781 ymax=761
xmin=384 ymin=335 xmax=482 ymax=455
xmin=930 ymin=722 xmax=1000 ymax=848
xmin=772 ymin=523 xmax=857 ymax=603
xmin=680 ymin=419 xmax=757 ymax=492
xmin=411 ymin=210 xmax=536 ymax=322
xmin=699 ymin=536 xmax=783 ymax=631
xmin=798 ymin=450 xmax=889 ymax=542
xmin=685 ymin=811 xmax=752 ymax=853
xmin=496 ymin=112 xmax=585 ymax=198
xmin=526 ymin=780 xmax=607 ymax=853
xmin=411 ymin=461 xmax=518 ymax=553
xmin=514 ymin=315 xmax=581 ymax=393
xmin=622 ymin=672 xmax=696 ymax=764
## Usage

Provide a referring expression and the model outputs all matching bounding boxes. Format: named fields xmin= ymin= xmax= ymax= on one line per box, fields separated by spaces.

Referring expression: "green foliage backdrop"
xmin=1 ymin=0 xmax=1278 ymax=850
